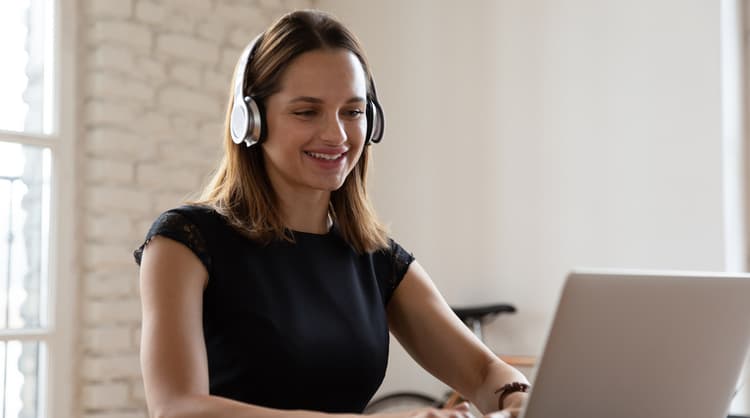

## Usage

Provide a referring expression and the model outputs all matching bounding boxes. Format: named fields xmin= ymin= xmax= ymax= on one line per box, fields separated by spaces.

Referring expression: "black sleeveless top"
xmin=133 ymin=205 xmax=414 ymax=413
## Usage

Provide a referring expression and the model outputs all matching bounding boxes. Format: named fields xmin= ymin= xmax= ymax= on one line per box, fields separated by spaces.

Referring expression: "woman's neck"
xmin=276 ymin=189 xmax=332 ymax=234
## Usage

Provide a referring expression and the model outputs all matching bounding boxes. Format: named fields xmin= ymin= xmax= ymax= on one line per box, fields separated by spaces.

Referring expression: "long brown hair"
xmin=194 ymin=9 xmax=389 ymax=254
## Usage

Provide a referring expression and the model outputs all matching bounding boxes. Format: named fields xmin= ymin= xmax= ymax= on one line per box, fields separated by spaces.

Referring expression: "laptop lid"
xmin=521 ymin=269 xmax=750 ymax=418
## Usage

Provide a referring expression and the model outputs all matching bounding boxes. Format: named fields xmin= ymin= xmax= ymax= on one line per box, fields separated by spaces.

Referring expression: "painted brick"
xmin=169 ymin=64 xmax=202 ymax=87
xmin=86 ymin=159 xmax=135 ymax=185
xmin=82 ymin=382 xmax=130 ymax=409
xmin=203 ymin=69 xmax=230 ymax=95
xmin=159 ymin=0 xmax=213 ymax=18
xmin=160 ymin=13 xmax=195 ymax=34
xmin=89 ymin=21 xmax=152 ymax=51
xmin=156 ymin=34 xmax=219 ymax=65
xmin=83 ymin=354 xmax=142 ymax=380
xmin=257 ymin=0 xmax=282 ymax=9
xmin=85 ymin=100 xmax=138 ymax=126
xmin=88 ymin=45 xmax=136 ymax=73
xmin=282 ymin=0 xmax=314 ymax=10
xmin=131 ymin=380 xmax=146 ymax=402
xmin=136 ymin=163 xmax=201 ymax=191
xmin=86 ymin=299 xmax=142 ymax=324
xmin=85 ymin=213 xmax=134 ymax=242
xmin=220 ymin=47 xmax=242 ymax=72
xmin=228 ymin=26 xmax=257 ymax=49
xmin=85 ymin=273 xmax=134 ymax=298
xmin=153 ymin=191 xmax=195 ymax=214
xmin=132 ymin=327 xmax=142 ymax=350
xmin=133 ymin=1 xmax=167 ymax=25
xmin=134 ymin=219 xmax=157 ymax=238
xmin=139 ymin=111 xmax=171 ymax=136
xmin=87 ymin=0 xmax=133 ymax=18
xmin=215 ymin=3 xmax=266 ymax=26
xmin=87 ymin=186 xmax=153 ymax=215
xmin=133 ymin=57 xmax=166 ymax=82
xmin=158 ymin=86 xmax=222 ymax=116
xmin=89 ymin=72 xmax=155 ymax=102
xmin=84 ymin=327 xmax=133 ymax=353
xmin=155 ymin=142 xmax=221 ymax=174
xmin=198 ymin=121 xmax=225 ymax=142
xmin=196 ymin=19 xmax=226 ymax=42
xmin=170 ymin=115 xmax=201 ymax=140
xmin=86 ymin=128 xmax=159 ymax=160
xmin=84 ymin=242 xmax=138 ymax=270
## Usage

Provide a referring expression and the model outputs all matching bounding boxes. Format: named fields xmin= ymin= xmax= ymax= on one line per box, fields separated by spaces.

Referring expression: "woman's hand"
xmin=378 ymin=401 xmax=476 ymax=418
xmin=482 ymin=391 xmax=528 ymax=418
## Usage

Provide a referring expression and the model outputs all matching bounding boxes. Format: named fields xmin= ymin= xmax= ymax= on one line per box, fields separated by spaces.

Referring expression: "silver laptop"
xmin=521 ymin=269 xmax=750 ymax=418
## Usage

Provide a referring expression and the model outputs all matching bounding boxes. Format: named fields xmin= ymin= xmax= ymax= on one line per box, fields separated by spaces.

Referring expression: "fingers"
xmin=482 ymin=411 xmax=511 ymax=418
xmin=444 ymin=401 xmax=475 ymax=418
xmin=483 ymin=408 xmax=522 ymax=418
xmin=449 ymin=402 xmax=470 ymax=411
xmin=404 ymin=402 xmax=476 ymax=418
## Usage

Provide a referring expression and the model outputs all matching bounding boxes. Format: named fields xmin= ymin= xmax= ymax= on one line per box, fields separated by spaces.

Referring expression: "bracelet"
xmin=494 ymin=382 xmax=530 ymax=410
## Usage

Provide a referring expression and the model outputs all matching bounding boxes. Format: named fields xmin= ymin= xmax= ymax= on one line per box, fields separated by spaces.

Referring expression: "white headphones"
xmin=229 ymin=34 xmax=385 ymax=148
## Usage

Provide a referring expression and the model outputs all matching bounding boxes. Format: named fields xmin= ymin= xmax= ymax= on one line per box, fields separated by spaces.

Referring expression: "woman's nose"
xmin=320 ymin=114 xmax=346 ymax=145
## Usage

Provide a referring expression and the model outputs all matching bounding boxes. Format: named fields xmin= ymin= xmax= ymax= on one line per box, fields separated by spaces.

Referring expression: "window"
xmin=0 ymin=0 xmax=75 ymax=417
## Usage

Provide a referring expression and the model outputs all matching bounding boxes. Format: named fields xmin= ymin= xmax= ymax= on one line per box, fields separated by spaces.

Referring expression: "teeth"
xmin=306 ymin=151 xmax=343 ymax=161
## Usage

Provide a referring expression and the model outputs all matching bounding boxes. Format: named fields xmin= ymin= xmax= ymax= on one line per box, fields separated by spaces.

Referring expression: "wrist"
xmin=500 ymin=391 xmax=527 ymax=409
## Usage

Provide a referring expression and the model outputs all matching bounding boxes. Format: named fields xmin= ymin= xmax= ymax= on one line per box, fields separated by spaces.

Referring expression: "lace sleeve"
xmin=389 ymin=239 xmax=414 ymax=292
xmin=133 ymin=210 xmax=211 ymax=273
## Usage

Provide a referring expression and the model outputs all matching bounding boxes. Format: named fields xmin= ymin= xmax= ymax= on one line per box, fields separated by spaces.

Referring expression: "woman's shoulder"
xmin=133 ymin=204 xmax=223 ymax=268
xmin=165 ymin=203 xmax=221 ymax=221
xmin=373 ymin=236 xmax=413 ymax=261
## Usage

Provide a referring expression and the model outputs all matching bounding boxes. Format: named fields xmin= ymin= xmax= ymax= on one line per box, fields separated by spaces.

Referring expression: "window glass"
xmin=0 ymin=142 xmax=51 ymax=330
xmin=0 ymin=0 xmax=54 ymax=135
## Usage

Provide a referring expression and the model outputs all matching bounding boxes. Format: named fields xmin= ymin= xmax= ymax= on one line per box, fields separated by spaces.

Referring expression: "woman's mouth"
xmin=304 ymin=151 xmax=346 ymax=161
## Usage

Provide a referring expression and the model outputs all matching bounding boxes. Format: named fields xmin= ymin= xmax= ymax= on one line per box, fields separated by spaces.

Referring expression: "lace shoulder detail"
xmin=374 ymin=238 xmax=414 ymax=304
xmin=133 ymin=210 xmax=211 ymax=272
xmin=389 ymin=239 xmax=414 ymax=291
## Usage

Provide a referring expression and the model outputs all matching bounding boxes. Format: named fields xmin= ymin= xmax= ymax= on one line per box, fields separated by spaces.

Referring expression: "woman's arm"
xmin=386 ymin=261 xmax=530 ymax=415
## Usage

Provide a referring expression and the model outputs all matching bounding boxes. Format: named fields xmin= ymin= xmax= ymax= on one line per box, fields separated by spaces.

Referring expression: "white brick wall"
xmin=79 ymin=1 xmax=314 ymax=416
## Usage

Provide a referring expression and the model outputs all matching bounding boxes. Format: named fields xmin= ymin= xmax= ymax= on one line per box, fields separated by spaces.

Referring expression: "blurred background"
xmin=0 ymin=0 xmax=748 ymax=417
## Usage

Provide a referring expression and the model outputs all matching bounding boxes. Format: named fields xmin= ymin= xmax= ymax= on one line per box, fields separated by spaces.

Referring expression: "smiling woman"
xmin=134 ymin=9 xmax=529 ymax=418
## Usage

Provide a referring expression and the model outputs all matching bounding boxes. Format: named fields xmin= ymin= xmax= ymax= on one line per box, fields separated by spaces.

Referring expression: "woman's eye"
xmin=345 ymin=109 xmax=364 ymax=118
xmin=293 ymin=110 xmax=316 ymax=117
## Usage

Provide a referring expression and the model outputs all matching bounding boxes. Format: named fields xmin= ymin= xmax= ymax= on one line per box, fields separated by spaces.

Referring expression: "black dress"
xmin=133 ymin=204 xmax=414 ymax=413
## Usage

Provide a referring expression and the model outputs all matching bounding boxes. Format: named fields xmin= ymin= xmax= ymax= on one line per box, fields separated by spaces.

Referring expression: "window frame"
xmin=49 ymin=0 xmax=78 ymax=416
xmin=0 ymin=0 xmax=78 ymax=417
xmin=721 ymin=0 xmax=749 ymax=414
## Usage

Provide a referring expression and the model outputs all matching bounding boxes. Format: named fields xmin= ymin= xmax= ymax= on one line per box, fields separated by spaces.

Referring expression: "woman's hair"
xmin=194 ymin=9 xmax=389 ymax=254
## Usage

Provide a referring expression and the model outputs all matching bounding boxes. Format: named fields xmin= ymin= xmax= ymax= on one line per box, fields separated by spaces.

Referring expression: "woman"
xmin=135 ymin=9 xmax=529 ymax=418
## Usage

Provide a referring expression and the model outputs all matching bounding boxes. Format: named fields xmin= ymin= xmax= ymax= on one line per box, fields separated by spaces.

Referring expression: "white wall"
xmin=316 ymin=0 xmax=730 ymax=403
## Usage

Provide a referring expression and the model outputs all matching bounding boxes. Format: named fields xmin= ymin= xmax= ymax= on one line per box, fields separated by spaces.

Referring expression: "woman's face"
xmin=261 ymin=48 xmax=368 ymax=197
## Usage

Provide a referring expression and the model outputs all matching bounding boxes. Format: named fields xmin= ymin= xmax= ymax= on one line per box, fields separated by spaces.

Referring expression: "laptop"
xmin=520 ymin=269 xmax=750 ymax=418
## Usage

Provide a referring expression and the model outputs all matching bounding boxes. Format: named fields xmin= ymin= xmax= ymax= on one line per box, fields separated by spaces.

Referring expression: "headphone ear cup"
xmin=254 ymin=98 xmax=267 ymax=143
xmin=368 ymin=98 xmax=384 ymax=144
xmin=231 ymin=96 xmax=265 ymax=147
xmin=230 ymin=96 xmax=249 ymax=144
xmin=365 ymin=99 xmax=375 ymax=144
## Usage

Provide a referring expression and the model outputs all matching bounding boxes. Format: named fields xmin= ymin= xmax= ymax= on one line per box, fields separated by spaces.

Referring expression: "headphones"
xmin=229 ymin=34 xmax=385 ymax=148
